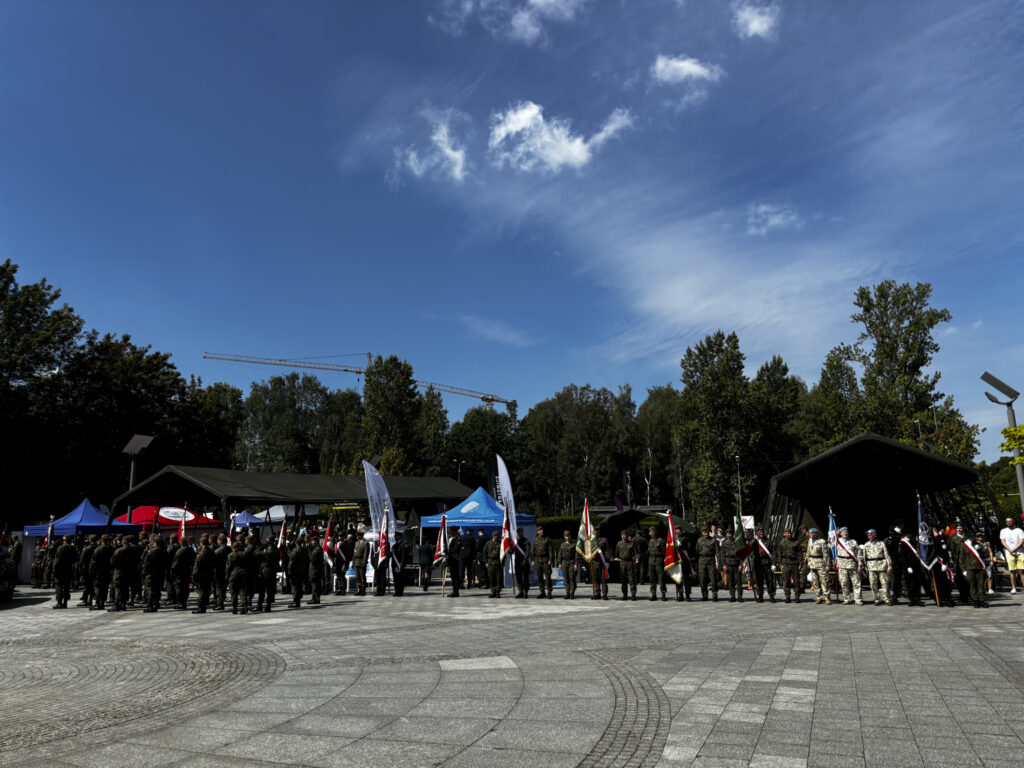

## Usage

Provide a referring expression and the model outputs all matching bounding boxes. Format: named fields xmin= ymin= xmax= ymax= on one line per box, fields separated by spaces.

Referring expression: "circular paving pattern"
xmin=0 ymin=636 xmax=284 ymax=751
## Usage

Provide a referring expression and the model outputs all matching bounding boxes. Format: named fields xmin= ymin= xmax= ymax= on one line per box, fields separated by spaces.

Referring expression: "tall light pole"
xmin=452 ymin=459 xmax=465 ymax=484
xmin=981 ymin=372 xmax=1024 ymax=517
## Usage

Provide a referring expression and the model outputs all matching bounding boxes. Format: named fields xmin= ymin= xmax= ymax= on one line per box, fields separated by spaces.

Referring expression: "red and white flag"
xmin=500 ymin=507 xmax=513 ymax=563
xmin=377 ymin=514 xmax=390 ymax=575
xmin=665 ymin=509 xmax=683 ymax=584
xmin=322 ymin=520 xmax=334 ymax=570
xmin=178 ymin=511 xmax=187 ymax=544
xmin=43 ymin=518 xmax=55 ymax=549
xmin=433 ymin=514 xmax=448 ymax=566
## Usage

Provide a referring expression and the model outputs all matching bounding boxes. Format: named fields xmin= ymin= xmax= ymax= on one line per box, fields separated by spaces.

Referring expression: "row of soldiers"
xmin=418 ymin=521 xmax=1000 ymax=608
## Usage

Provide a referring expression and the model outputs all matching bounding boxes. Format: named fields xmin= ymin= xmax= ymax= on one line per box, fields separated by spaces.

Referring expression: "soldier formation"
xmin=28 ymin=516 xmax=1012 ymax=613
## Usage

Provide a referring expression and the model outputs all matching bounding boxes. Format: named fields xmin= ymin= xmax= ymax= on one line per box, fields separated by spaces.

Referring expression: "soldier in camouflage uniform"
xmin=806 ymin=528 xmax=832 ymax=605
xmin=257 ymin=540 xmax=280 ymax=612
xmin=591 ymin=527 xmax=610 ymax=600
xmin=648 ymin=527 xmax=667 ymax=601
xmin=696 ymin=528 xmax=719 ymax=602
xmin=171 ymin=538 xmax=195 ymax=610
xmin=77 ymin=534 xmax=97 ymax=607
xmin=558 ymin=530 xmax=577 ymax=599
xmin=514 ymin=527 xmax=531 ymax=598
xmin=835 ymin=526 xmax=863 ymax=605
xmin=226 ymin=539 xmax=249 ymax=614
xmin=90 ymin=535 xmax=113 ymax=610
xmin=532 ymin=526 xmax=554 ymax=599
xmin=192 ymin=535 xmax=215 ymax=613
xmin=859 ymin=528 xmax=892 ymax=605
xmin=722 ymin=529 xmax=744 ymax=602
xmin=213 ymin=534 xmax=229 ymax=610
xmin=484 ymin=530 xmax=502 ymax=598
xmin=614 ymin=530 xmax=637 ymax=601
xmin=750 ymin=526 xmax=776 ymax=603
xmin=51 ymin=536 xmax=77 ymax=609
xmin=142 ymin=534 xmax=168 ymax=612
xmin=308 ymin=535 xmax=325 ymax=604
xmin=959 ymin=530 xmax=988 ymax=608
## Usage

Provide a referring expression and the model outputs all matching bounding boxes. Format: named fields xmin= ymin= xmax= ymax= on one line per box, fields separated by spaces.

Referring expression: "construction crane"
xmin=203 ymin=352 xmax=512 ymax=409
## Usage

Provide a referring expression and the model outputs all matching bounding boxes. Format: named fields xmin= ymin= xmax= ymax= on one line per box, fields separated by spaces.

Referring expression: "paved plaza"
xmin=1 ymin=585 xmax=1023 ymax=768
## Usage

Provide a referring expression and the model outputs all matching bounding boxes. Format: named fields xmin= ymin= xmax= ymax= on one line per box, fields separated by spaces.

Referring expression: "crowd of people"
xmin=19 ymin=514 xmax=1024 ymax=613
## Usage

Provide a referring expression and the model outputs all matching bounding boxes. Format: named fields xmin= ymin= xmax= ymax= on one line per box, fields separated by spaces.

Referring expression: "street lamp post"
xmin=452 ymin=459 xmax=465 ymax=484
xmin=734 ymin=455 xmax=743 ymax=522
xmin=981 ymin=372 xmax=1024 ymax=517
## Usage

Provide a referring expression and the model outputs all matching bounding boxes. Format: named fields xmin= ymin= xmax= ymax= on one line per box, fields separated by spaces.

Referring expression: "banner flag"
xmin=665 ymin=509 xmax=683 ymax=584
xmin=433 ymin=513 xmax=448 ymax=566
xmin=827 ymin=507 xmax=838 ymax=562
xmin=276 ymin=514 xmax=286 ymax=560
xmin=917 ymin=496 xmax=935 ymax=567
xmin=734 ymin=513 xmax=752 ymax=561
xmin=322 ymin=520 xmax=334 ymax=570
xmin=362 ymin=460 xmax=397 ymax=542
xmin=574 ymin=499 xmax=608 ymax=577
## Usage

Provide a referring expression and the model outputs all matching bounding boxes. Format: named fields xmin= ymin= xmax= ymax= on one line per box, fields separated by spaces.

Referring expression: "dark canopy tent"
xmin=112 ymin=465 xmax=473 ymax=524
xmin=765 ymin=432 xmax=985 ymax=541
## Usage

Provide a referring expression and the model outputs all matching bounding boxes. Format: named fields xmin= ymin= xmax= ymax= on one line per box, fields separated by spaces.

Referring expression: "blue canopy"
xmin=234 ymin=510 xmax=270 ymax=527
xmin=420 ymin=487 xmax=536 ymax=529
xmin=25 ymin=499 xmax=142 ymax=536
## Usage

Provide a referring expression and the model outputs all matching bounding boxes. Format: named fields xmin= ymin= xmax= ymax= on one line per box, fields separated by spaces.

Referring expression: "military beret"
xmin=866 ymin=528 xmax=877 ymax=534
xmin=809 ymin=528 xmax=820 ymax=534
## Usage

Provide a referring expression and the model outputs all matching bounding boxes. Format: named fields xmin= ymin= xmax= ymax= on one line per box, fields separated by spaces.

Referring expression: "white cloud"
xmin=651 ymin=55 xmax=724 ymax=85
xmin=393 ymin=109 xmax=469 ymax=183
xmin=650 ymin=55 xmax=724 ymax=108
xmin=460 ymin=314 xmax=535 ymax=347
xmin=732 ymin=2 xmax=781 ymax=40
xmin=746 ymin=203 xmax=804 ymax=235
xmin=430 ymin=0 xmax=589 ymax=46
xmin=488 ymin=101 xmax=632 ymax=173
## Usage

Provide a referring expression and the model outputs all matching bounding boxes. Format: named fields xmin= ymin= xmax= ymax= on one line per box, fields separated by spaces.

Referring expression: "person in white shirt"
xmin=999 ymin=517 xmax=1024 ymax=594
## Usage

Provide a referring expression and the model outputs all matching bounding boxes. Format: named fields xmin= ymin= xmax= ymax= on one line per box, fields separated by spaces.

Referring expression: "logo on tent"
xmin=460 ymin=501 xmax=480 ymax=513
xmin=159 ymin=507 xmax=195 ymax=522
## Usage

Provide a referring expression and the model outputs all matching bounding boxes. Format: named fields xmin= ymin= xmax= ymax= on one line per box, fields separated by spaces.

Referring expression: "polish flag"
xmin=433 ymin=514 xmax=448 ymax=566
xmin=322 ymin=520 xmax=334 ymax=570
xmin=665 ymin=509 xmax=683 ymax=584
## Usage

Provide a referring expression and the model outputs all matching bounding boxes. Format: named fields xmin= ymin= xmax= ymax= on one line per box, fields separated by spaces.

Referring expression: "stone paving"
xmin=1 ymin=584 xmax=1023 ymax=768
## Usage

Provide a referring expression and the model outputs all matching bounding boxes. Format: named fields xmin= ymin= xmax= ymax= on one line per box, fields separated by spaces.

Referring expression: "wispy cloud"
xmin=429 ymin=0 xmax=590 ymax=46
xmin=488 ymin=101 xmax=632 ymax=173
xmin=746 ymin=203 xmax=804 ymax=235
xmin=732 ymin=2 xmax=781 ymax=40
xmin=650 ymin=54 xmax=724 ymax=107
xmin=460 ymin=314 xmax=536 ymax=347
xmin=392 ymin=108 xmax=470 ymax=183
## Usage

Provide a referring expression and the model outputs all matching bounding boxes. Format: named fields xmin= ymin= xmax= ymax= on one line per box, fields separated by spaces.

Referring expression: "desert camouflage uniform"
xmin=860 ymin=539 xmax=892 ymax=605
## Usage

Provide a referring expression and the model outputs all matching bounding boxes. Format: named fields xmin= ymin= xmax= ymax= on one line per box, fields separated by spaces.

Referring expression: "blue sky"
xmin=1 ymin=1 xmax=1021 ymax=461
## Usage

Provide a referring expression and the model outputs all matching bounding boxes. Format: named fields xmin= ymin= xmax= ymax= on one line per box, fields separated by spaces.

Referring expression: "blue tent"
xmin=234 ymin=510 xmax=270 ymax=527
xmin=25 ymin=499 xmax=142 ymax=536
xmin=420 ymin=487 xmax=536 ymax=530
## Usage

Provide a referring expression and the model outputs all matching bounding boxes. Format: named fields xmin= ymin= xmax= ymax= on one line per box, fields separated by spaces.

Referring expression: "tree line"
xmin=2 ymin=258 xmax=991 ymax=527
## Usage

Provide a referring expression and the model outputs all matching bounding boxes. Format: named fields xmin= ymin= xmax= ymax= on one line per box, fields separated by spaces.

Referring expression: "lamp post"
xmin=452 ymin=459 xmax=465 ymax=484
xmin=122 ymin=434 xmax=154 ymax=524
xmin=981 ymin=372 xmax=1024 ymax=517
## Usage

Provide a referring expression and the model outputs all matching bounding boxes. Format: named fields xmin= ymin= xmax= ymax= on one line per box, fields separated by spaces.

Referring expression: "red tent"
xmin=116 ymin=506 xmax=222 ymax=534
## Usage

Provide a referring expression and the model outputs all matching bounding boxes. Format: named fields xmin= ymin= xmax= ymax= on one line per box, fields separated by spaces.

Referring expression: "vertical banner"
xmin=362 ymin=460 xmax=397 ymax=542
xmin=495 ymin=454 xmax=518 ymax=545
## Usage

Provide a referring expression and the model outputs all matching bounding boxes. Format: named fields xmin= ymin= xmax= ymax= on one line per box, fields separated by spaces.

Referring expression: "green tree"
xmin=236 ymin=373 xmax=328 ymax=473
xmin=318 ymin=389 xmax=364 ymax=474
xmin=413 ymin=385 xmax=449 ymax=476
xmin=361 ymin=355 xmax=420 ymax=462
xmin=636 ymin=385 xmax=685 ymax=506
xmin=677 ymin=331 xmax=748 ymax=524
xmin=744 ymin=355 xmax=806 ymax=507
xmin=446 ymin=403 xmax=519 ymax=490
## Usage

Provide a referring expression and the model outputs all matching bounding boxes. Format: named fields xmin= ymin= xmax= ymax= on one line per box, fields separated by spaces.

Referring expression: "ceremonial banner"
xmin=433 ymin=513 xmax=448 ymax=566
xmin=362 ymin=460 xmax=397 ymax=545
xmin=575 ymin=499 xmax=608 ymax=577
xmin=322 ymin=520 xmax=334 ymax=570
xmin=665 ymin=509 xmax=683 ymax=584
xmin=917 ymin=496 xmax=934 ymax=567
